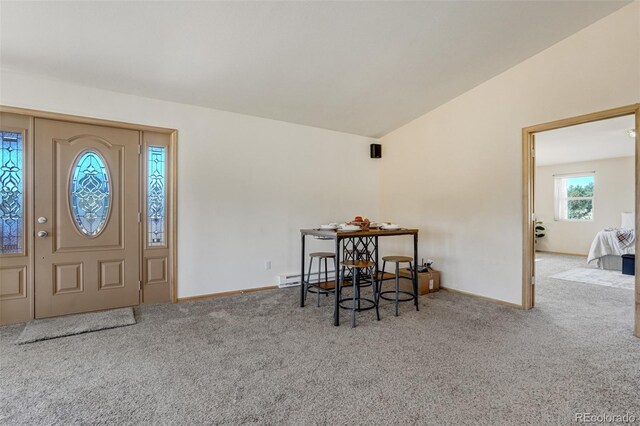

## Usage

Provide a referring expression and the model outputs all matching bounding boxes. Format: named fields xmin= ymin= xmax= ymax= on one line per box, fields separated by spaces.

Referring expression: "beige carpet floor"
xmin=1 ymin=252 xmax=638 ymax=425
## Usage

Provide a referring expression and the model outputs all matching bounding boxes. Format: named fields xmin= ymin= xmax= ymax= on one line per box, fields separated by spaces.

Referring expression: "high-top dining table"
xmin=300 ymin=227 xmax=419 ymax=326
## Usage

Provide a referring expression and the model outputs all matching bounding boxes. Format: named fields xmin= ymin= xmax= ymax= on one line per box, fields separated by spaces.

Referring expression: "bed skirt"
xmin=598 ymin=255 xmax=623 ymax=271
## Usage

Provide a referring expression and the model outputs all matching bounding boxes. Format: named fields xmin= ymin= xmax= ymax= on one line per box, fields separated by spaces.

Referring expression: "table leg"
xmin=300 ymin=234 xmax=306 ymax=308
xmin=374 ymin=236 xmax=379 ymax=271
xmin=374 ymin=235 xmax=379 ymax=302
xmin=413 ymin=233 xmax=419 ymax=310
xmin=334 ymin=237 xmax=341 ymax=326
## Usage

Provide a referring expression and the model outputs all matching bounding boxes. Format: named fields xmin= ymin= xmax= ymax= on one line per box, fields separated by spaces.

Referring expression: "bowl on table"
xmin=319 ymin=223 xmax=338 ymax=230
xmin=380 ymin=223 xmax=401 ymax=230
xmin=338 ymin=224 xmax=360 ymax=232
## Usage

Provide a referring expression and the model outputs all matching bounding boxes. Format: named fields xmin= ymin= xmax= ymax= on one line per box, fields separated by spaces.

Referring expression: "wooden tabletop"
xmin=301 ymin=228 xmax=418 ymax=238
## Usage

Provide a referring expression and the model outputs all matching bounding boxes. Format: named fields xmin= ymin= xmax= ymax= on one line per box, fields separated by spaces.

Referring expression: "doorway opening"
xmin=522 ymin=104 xmax=639 ymax=337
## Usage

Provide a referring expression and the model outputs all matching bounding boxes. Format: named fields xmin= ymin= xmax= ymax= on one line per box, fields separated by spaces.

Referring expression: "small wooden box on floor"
xmin=398 ymin=269 xmax=440 ymax=295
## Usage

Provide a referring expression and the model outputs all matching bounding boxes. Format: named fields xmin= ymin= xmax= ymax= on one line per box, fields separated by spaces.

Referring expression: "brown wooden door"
xmin=34 ymin=119 xmax=140 ymax=318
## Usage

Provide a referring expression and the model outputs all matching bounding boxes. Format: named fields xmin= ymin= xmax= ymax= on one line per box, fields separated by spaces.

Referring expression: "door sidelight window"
xmin=0 ymin=131 xmax=24 ymax=254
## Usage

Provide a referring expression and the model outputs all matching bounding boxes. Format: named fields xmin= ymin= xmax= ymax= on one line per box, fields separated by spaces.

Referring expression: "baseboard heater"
xmin=278 ymin=270 xmax=337 ymax=288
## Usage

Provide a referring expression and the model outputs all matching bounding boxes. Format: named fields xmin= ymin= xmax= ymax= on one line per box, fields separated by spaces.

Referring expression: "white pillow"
xmin=621 ymin=212 xmax=635 ymax=230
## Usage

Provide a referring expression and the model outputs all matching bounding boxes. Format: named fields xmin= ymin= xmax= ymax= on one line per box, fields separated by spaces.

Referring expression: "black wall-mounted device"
xmin=370 ymin=143 xmax=382 ymax=159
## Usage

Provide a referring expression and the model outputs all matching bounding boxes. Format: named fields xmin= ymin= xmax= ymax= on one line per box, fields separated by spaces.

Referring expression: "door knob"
xmin=37 ymin=230 xmax=48 ymax=238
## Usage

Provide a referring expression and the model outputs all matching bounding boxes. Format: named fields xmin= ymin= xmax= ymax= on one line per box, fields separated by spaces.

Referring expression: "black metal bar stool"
xmin=378 ymin=256 xmax=417 ymax=316
xmin=305 ymin=252 xmax=336 ymax=307
xmin=339 ymin=260 xmax=380 ymax=328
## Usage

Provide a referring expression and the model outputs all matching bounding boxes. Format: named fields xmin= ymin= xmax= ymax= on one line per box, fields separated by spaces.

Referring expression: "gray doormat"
xmin=550 ymin=268 xmax=635 ymax=290
xmin=16 ymin=307 xmax=136 ymax=345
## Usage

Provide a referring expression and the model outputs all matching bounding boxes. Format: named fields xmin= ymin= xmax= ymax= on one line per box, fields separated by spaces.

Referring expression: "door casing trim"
xmin=0 ymin=105 xmax=178 ymax=324
xmin=522 ymin=103 xmax=640 ymax=337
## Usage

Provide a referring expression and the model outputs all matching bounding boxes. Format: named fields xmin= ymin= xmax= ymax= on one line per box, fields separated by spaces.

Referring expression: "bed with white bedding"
xmin=587 ymin=213 xmax=635 ymax=271
xmin=587 ymin=229 xmax=635 ymax=270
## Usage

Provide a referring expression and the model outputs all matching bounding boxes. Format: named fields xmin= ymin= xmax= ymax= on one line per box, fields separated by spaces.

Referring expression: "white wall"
xmin=378 ymin=2 xmax=639 ymax=305
xmin=0 ymin=70 xmax=380 ymax=298
xmin=535 ymin=157 xmax=635 ymax=255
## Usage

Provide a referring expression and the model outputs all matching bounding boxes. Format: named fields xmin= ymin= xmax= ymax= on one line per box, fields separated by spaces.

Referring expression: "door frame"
xmin=522 ymin=103 xmax=640 ymax=337
xmin=0 ymin=105 xmax=178 ymax=324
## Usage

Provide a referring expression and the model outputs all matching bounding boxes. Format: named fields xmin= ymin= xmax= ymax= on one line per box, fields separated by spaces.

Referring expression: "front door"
xmin=34 ymin=119 xmax=140 ymax=318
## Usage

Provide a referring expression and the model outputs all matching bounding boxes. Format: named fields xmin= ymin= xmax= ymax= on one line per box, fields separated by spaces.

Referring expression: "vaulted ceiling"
xmin=0 ymin=1 xmax=630 ymax=137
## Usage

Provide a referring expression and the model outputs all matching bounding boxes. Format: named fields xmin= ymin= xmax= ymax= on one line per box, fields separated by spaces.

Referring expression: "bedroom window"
xmin=554 ymin=173 xmax=594 ymax=221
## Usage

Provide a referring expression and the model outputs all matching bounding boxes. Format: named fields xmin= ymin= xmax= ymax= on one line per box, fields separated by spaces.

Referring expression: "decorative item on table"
xmin=319 ymin=223 xmax=338 ymax=230
xmin=347 ymin=216 xmax=370 ymax=230
xmin=380 ymin=222 xmax=400 ymax=230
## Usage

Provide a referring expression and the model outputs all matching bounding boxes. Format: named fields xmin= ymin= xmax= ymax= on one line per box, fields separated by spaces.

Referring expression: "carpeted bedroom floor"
xmin=1 ymin=253 xmax=638 ymax=425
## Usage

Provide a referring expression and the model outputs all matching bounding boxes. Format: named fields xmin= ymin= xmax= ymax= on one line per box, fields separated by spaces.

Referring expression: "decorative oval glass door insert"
xmin=70 ymin=151 xmax=111 ymax=236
